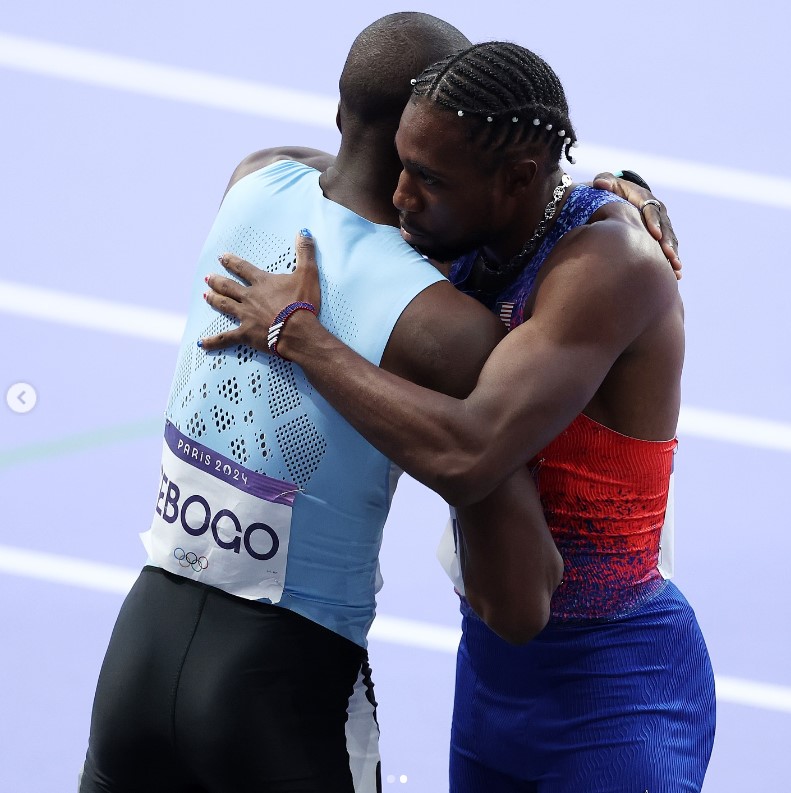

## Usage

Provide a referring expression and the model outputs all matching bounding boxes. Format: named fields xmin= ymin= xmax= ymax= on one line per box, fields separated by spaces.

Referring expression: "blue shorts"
xmin=450 ymin=581 xmax=715 ymax=792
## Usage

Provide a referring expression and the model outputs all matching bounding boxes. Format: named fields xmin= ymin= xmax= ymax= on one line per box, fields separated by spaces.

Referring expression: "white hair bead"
xmin=546 ymin=123 xmax=553 ymax=130
xmin=512 ymin=116 xmax=518 ymax=123
xmin=533 ymin=118 xmax=541 ymax=126
xmin=458 ymin=110 xmax=464 ymax=117
xmin=410 ymin=78 xmax=417 ymax=85
xmin=487 ymin=116 xmax=493 ymax=122
xmin=558 ymin=129 xmax=565 ymax=137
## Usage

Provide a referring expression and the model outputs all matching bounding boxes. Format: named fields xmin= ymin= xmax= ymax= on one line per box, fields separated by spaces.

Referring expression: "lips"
xmin=399 ymin=218 xmax=426 ymax=240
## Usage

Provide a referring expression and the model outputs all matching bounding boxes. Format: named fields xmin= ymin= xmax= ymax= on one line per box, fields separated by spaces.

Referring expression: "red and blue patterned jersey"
xmin=451 ymin=184 xmax=674 ymax=619
xmin=532 ymin=413 xmax=674 ymax=620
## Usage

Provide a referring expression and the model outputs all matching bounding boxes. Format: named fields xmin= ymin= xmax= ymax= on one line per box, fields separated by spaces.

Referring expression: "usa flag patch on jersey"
xmin=497 ymin=301 xmax=515 ymax=330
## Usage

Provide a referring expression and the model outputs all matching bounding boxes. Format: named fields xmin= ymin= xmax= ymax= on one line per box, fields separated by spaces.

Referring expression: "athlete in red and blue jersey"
xmin=443 ymin=187 xmax=714 ymax=791
xmin=200 ymin=40 xmax=713 ymax=793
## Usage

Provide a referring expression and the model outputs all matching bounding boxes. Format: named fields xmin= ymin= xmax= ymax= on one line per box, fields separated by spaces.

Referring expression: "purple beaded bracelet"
xmin=267 ymin=301 xmax=317 ymax=359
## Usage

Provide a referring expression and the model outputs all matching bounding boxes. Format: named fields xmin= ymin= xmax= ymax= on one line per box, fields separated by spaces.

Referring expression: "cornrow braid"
xmin=411 ymin=41 xmax=578 ymax=164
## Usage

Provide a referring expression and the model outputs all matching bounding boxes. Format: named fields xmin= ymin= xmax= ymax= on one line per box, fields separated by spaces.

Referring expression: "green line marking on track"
xmin=0 ymin=416 xmax=163 ymax=469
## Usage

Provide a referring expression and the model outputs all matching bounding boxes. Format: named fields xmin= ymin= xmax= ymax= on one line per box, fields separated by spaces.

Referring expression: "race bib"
xmin=658 ymin=469 xmax=675 ymax=579
xmin=140 ymin=421 xmax=298 ymax=603
xmin=436 ymin=507 xmax=465 ymax=596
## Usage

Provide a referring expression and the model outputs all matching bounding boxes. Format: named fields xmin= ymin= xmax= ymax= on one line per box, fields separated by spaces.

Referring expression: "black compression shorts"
xmin=80 ymin=566 xmax=379 ymax=793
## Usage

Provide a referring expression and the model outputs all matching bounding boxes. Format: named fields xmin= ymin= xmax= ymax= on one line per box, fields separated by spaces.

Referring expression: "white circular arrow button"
xmin=6 ymin=382 xmax=38 ymax=414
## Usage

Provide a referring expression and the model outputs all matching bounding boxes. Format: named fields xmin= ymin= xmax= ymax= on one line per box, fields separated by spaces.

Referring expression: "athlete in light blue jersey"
xmin=79 ymin=14 xmax=563 ymax=793
xmin=146 ymin=158 xmax=447 ymax=647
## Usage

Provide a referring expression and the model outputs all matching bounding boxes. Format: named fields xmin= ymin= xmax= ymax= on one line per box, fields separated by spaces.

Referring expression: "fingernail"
xmin=203 ymin=292 xmax=208 ymax=300
xmin=300 ymin=228 xmax=312 ymax=238
xmin=204 ymin=275 xmax=209 ymax=284
xmin=196 ymin=339 xmax=203 ymax=348
xmin=217 ymin=254 xmax=225 ymax=263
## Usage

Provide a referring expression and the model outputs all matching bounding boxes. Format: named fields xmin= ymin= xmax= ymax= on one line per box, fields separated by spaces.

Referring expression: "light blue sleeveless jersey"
xmin=149 ymin=160 xmax=445 ymax=646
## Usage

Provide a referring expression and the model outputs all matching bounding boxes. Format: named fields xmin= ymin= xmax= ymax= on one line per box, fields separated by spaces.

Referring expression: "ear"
xmin=503 ymin=156 xmax=538 ymax=197
xmin=336 ymin=102 xmax=342 ymax=134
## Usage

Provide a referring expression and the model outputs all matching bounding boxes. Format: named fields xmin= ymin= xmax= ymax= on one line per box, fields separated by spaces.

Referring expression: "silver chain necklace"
xmin=479 ymin=172 xmax=572 ymax=280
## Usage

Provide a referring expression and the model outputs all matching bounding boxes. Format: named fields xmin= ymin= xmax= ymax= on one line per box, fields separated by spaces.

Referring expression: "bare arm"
xmin=200 ymin=238 xmax=563 ymax=641
xmin=203 ymin=214 xmax=680 ymax=506
xmin=456 ymin=467 xmax=562 ymax=644
xmin=380 ymin=279 xmax=564 ymax=643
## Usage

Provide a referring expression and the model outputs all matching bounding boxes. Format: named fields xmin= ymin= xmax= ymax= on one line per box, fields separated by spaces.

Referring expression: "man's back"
xmin=147 ymin=153 xmax=559 ymax=646
xmin=147 ymin=158 xmax=469 ymax=644
xmin=79 ymin=15 xmax=566 ymax=793
xmin=83 ymin=153 xmax=555 ymax=793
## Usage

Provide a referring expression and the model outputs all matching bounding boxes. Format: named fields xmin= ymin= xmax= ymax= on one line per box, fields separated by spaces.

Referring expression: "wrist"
xmin=273 ymin=307 xmax=322 ymax=361
xmin=267 ymin=301 xmax=317 ymax=360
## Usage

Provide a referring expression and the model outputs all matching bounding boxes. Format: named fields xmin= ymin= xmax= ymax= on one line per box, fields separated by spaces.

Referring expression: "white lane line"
xmin=714 ymin=676 xmax=791 ymax=715
xmin=1 ymin=31 xmax=790 ymax=209
xmin=677 ymin=406 xmax=791 ymax=454
xmin=569 ymin=144 xmax=791 ymax=211
xmin=1 ymin=544 xmax=789 ymax=715
xmin=0 ymin=32 xmax=337 ymax=127
xmin=0 ymin=545 xmax=139 ymax=593
xmin=0 ymin=280 xmax=185 ymax=344
xmin=369 ymin=613 xmax=461 ymax=654
xmin=2 ymin=278 xmax=790 ymax=454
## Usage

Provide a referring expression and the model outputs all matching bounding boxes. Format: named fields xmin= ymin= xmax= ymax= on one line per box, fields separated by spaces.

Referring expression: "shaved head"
xmin=339 ymin=12 xmax=470 ymax=127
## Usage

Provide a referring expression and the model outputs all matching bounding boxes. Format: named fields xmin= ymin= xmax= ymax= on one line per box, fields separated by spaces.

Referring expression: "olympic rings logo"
xmin=174 ymin=547 xmax=208 ymax=572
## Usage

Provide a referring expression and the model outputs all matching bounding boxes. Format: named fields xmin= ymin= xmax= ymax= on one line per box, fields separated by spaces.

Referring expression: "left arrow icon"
xmin=6 ymin=383 xmax=37 ymax=414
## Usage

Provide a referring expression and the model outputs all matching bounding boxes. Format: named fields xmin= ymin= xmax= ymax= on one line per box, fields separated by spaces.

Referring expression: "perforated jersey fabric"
xmin=153 ymin=160 xmax=445 ymax=646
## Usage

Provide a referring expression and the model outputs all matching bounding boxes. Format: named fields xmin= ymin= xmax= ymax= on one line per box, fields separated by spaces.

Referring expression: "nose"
xmin=393 ymin=170 xmax=421 ymax=215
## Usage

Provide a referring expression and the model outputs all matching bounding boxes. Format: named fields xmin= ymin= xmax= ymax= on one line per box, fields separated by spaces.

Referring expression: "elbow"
xmin=466 ymin=554 xmax=565 ymax=646
xmin=431 ymin=452 xmax=501 ymax=507
xmin=469 ymin=595 xmax=550 ymax=646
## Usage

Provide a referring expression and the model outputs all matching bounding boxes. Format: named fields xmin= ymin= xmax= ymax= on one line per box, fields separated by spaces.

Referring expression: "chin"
xmin=414 ymin=240 xmax=472 ymax=262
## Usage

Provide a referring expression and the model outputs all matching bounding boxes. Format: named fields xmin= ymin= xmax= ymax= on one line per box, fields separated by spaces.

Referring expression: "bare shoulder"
xmin=578 ymin=200 xmax=669 ymax=268
xmin=525 ymin=204 xmax=682 ymax=357
xmin=542 ymin=202 xmax=677 ymax=306
xmin=224 ymin=147 xmax=336 ymax=195
xmin=381 ymin=279 xmax=506 ymax=398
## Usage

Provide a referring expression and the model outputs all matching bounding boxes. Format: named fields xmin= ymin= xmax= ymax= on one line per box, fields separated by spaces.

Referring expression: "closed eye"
xmin=418 ymin=168 xmax=438 ymax=186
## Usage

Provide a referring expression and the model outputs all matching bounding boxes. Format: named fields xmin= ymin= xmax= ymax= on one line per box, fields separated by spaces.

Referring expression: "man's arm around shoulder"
xmin=384 ymin=283 xmax=564 ymax=644
xmin=200 ymin=242 xmax=565 ymax=642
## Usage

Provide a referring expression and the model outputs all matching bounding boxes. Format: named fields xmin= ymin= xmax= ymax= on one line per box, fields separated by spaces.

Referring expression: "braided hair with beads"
xmin=410 ymin=41 xmax=578 ymax=165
